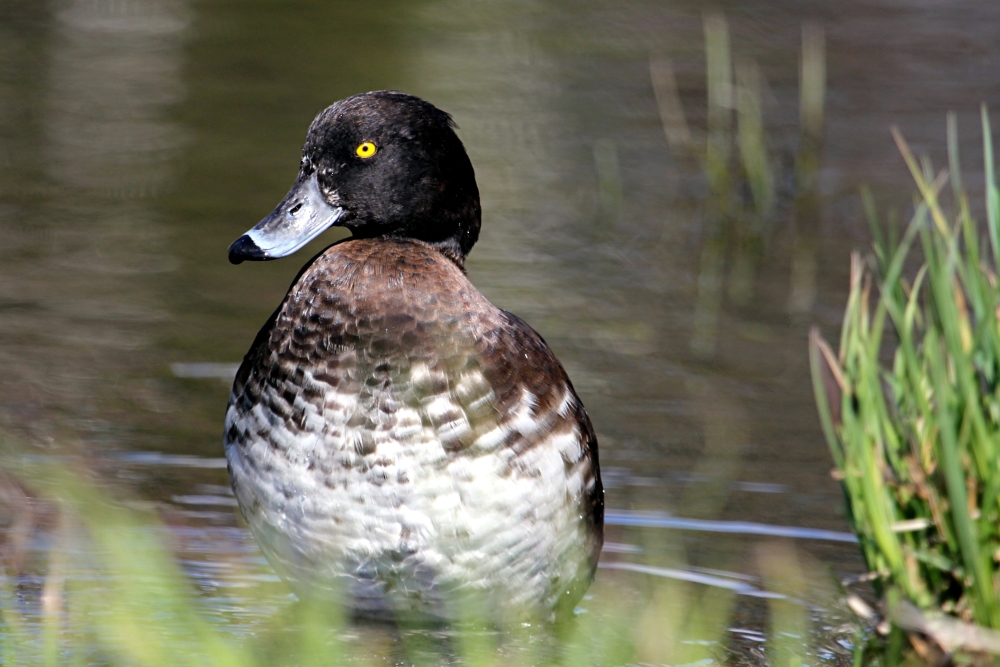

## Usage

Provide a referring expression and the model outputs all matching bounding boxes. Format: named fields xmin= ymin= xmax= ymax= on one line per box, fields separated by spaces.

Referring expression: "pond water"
xmin=2 ymin=0 xmax=1000 ymax=663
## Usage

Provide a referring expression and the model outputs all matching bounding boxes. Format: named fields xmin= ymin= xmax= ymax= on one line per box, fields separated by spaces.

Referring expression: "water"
xmin=3 ymin=0 xmax=1000 ymax=662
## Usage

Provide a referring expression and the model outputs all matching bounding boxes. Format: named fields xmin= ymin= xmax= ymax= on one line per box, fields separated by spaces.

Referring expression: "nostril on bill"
xmin=289 ymin=202 xmax=303 ymax=215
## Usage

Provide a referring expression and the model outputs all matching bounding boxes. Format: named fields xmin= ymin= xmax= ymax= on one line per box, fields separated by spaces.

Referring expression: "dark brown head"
xmin=229 ymin=91 xmax=482 ymax=266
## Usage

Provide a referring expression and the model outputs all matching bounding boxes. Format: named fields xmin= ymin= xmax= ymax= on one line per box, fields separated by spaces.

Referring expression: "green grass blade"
xmin=983 ymin=104 xmax=1000 ymax=267
xmin=927 ymin=329 xmax=1000 ymax=627
xmin=948 ymin=112 xmax=963 ymax=200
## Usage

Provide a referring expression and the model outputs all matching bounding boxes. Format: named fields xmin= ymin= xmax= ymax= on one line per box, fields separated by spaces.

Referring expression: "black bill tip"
xmin=228 ymin=235 xmax=267 ymax=265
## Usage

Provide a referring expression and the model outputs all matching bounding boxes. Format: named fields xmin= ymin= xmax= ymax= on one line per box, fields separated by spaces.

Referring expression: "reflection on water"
xmin=604 ymin=511 xmax=856 ymax=544
xmin=0 ymin=0 xmax=186 ymax=449
xmin=4 ymin=0 xmax=1000 ymax=661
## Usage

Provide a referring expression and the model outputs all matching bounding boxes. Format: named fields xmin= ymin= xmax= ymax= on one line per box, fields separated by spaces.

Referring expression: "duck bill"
xmin=228 ymin=173 xmax=345 ymax=264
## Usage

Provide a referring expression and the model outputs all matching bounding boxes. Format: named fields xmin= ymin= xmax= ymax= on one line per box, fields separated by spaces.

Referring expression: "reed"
xmin=810 ymin=107 xmax=1000 ymax=654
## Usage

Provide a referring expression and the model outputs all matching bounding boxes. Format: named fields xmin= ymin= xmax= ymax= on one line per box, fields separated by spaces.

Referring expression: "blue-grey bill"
xmin=229 ymin=172 xmax=344 ymax=264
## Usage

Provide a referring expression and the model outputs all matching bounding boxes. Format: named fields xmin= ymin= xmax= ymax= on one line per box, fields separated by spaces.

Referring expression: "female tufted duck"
xmin=225 ymin=91 xmax=603 ymax=622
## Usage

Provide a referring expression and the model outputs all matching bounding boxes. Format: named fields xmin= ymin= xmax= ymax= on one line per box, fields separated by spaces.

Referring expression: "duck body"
xmin=224 ymin=91 xmax=603 ymax=621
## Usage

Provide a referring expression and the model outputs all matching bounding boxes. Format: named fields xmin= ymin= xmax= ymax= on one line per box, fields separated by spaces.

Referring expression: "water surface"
xmin=3 ymin=0 xmax=1000 ymax=662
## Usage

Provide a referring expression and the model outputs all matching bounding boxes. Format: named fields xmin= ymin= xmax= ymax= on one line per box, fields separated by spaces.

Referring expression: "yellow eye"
xmin=355 ymin=142 xmax=377 ymax=158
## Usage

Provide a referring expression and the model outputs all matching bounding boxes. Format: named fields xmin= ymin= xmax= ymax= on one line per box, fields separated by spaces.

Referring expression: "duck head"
xmin=228 ymin=91 xmax=482 ymax=267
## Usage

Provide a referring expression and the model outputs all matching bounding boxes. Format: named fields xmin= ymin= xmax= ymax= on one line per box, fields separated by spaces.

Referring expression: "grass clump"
xmin=811 ymin=107 xmax=1000 ymax=640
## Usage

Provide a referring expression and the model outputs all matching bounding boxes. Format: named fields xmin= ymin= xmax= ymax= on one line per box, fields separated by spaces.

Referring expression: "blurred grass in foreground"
xmin=0 ymin=446 xmax=844 ymax=667
xmin=811 ymin=107 xmax=1000 ymax=662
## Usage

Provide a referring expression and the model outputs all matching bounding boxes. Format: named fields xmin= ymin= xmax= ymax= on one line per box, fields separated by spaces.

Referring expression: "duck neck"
xmin=426 ymin=237 xmax=468 ymax=271
xmin=374 ymin=234 xmax=469 ymax=272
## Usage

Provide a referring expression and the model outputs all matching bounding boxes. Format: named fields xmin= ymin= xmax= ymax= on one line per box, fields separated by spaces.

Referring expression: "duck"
xmin=224 ymin=91 xmax=603 ymax=622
